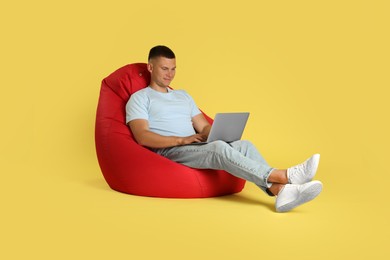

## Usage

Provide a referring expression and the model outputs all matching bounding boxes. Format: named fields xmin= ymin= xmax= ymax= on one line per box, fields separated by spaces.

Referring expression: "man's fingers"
xmin=190 ymin=135 xmax=202 ymax=143
xmin=195 ymin=134 xmax=206 ymax=142
xmin=182 ymin=134 xmax=205 ymax=145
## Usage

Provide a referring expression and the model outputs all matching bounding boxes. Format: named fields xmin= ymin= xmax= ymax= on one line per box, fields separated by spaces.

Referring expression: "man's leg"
xmin=228 ymin=140 xmax=288 ymax=195
xmin=154 ymin=140 xmax=273 ymax=192
xmin=154 ymin=141 xmax=323 ymax=212
xmin=228 ymin=141 xmax=321 ymax=194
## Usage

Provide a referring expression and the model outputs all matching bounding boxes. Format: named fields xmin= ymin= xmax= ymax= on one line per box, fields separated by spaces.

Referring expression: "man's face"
xmin=148 ymin=57 xmax=176 ymax=88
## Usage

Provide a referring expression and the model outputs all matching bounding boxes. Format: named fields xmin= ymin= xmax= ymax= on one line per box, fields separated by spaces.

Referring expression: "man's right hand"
xmin=179 ymin=134 xmax=206 ymax=145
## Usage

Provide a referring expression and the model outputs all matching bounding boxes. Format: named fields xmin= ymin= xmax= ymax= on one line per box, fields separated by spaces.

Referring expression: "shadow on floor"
xmin=214 ymin=193 xmax=275 ymax=211
xmin=84 ymin=178 xmax=112 ymax=192
xmin=85 ymin=177 xmax=276 ymax=211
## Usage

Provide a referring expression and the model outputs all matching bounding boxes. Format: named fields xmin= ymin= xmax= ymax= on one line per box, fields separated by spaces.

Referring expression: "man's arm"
xmin=129 ymin=119 xmax=205 ymax=149
xmin=192 ymin=113 xmax=212 ymax=139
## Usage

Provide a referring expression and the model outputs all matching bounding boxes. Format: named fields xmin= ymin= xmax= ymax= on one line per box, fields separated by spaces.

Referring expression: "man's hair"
xmin=148 ymin=45 xmax=175 ymax=61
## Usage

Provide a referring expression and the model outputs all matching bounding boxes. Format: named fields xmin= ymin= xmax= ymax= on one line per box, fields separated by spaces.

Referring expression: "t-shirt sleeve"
xmin=125 ymin=92 xmax=149 ymax=124
xmin=183 ymin=91 xmax=201 ymax=117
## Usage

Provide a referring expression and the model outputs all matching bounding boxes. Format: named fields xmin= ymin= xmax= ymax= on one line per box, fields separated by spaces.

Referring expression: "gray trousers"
xmin=153 ymin=140 xmax=274 ymax=194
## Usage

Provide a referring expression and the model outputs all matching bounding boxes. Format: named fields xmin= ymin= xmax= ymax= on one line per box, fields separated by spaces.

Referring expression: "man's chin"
xmin=156 ymin=80 xmax=172 ymax=88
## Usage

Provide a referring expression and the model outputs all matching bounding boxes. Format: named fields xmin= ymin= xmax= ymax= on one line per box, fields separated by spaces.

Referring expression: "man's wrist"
xmin=176 ymin=137 xmax=184 ymax=146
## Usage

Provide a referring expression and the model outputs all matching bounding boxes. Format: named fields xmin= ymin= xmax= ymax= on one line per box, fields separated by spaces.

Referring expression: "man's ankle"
xmin=268 ymin=183 xmax=284 ymax=196
xmin=268 ymin=169 xmax=288 ymax=184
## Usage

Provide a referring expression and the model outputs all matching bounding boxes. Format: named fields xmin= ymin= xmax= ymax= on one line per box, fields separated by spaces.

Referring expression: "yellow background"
xmin=1 ymin=0 xmax=389 ymax=259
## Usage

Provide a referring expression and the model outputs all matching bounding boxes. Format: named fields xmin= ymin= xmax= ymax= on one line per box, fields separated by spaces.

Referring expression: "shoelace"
xmin=288 ymin=163 xmax=306 ymax=182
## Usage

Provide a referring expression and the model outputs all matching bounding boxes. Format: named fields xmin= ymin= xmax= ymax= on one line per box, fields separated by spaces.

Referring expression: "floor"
xmin=3 ymin=152 xmax=388 ymax=260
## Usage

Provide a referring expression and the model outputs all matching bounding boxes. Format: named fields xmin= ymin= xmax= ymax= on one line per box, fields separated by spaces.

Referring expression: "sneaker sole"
xmin=310 ymin=154 xmax=321 ymax=179
xmin=303 ymin=154 xmax=321 ymax=183
xmin=276 ymin=181 xmax=323 ymax=212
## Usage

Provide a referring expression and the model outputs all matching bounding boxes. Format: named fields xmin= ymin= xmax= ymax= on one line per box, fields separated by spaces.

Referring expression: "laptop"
xmin=188 ymin=112 xmax=250 ymax=145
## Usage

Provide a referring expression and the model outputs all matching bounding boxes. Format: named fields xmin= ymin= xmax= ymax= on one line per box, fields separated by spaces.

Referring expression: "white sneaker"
xmin=275 ymin=181 xmax=323 ymax=212
xmin=287 ymin=154 xmax=320 ymax=184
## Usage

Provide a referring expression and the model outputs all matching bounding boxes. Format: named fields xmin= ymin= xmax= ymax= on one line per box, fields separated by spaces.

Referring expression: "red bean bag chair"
xmin=95 ymin=63 xmax=246 ymax=198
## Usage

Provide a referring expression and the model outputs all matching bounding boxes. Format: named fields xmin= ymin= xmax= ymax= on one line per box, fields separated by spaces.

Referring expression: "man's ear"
xmin=147 ymin=62 xmax=153 ymax=73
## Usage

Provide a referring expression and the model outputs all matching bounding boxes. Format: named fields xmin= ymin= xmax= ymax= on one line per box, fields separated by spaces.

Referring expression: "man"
xmin=126 ymin=45 xmax=323 ymax=212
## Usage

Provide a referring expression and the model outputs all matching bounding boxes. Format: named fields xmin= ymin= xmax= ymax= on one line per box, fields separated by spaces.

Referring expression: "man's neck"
xmin=149 ymin=84 xmax=169 ymax=93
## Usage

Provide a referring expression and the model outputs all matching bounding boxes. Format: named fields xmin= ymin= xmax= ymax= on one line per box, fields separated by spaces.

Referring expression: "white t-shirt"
xmin=125 ymin=87 xmax=201 ymax=137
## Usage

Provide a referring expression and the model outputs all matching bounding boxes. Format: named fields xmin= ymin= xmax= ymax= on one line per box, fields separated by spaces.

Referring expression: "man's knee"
xmin=239 ymin=140 xmax=254 ymax=147
xmin=209 ymin=140 xmax=231 ymax=154
xmin=234 ymin=140 xmax=255 ymax=150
